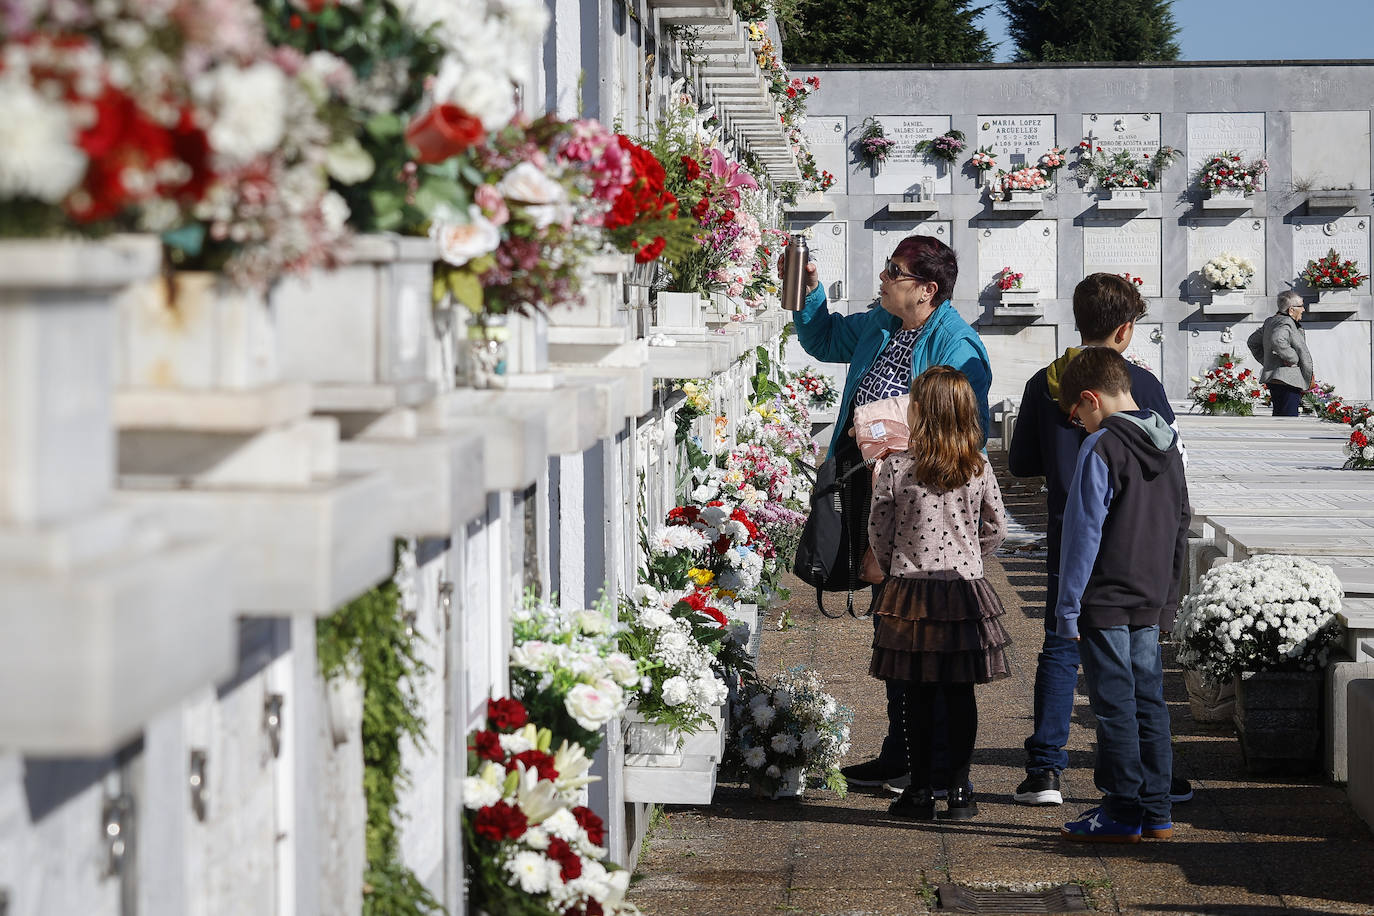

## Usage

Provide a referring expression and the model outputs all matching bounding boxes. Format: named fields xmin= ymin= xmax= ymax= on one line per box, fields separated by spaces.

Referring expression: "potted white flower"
xmin=1175 ymin=555 xmax=1345 ymax=771
xmin=731 ymin=666 xmax=853 ymax=799
xmin=1201 ymin=252 xmax=1256 ymax=313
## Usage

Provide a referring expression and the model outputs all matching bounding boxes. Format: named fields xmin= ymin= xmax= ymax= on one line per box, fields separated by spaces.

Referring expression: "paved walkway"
xmin=628 ymin=453 xmax=1374 ymax=916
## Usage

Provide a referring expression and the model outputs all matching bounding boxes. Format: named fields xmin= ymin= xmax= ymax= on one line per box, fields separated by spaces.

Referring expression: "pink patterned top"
xmin=868 ymin=453 xmax=1007 ymax=581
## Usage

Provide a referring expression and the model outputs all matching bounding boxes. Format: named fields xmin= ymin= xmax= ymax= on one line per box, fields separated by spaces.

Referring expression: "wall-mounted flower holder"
xmin=1202 ymin=188 xmax=1254 ymax=213
xmin=884 ymin=200 xmax=940 ymax=218
xmin=1201 ymin=288 xmax=1252 ymax=316
xmin=1305 ymin=191 xmax=1363 ymax=215
xmin=990 ymin=290 xmax=1044 ymax=322
xmin=1310 ymin=288 xmax=1360 ymax=314
xmin=785 ymin=192 xmax=834 ymax=219
xmin=653 ymin=291 xmax=708 ymax=335
xmin=991 ymin=191 xmax=1044 ymax=213
xmin=1097 ymin=189 xmax=1148 ymax=212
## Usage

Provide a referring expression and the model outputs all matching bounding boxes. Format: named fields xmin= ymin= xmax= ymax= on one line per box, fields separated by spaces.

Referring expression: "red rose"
xmin=572 ymin=806 xmax=607 ymax=846
xmin=473 ymin=800 xmax=528 ymax=842
xmin=470 ymin=729 xmax=504 ymax=762
xmin=508 ymin=749 xmax=559 ymax=781
xmin=406 ymin=104 xmax=485 ymax=163
xmin=547 ymin=836 xmax=583 ymax=882
xmin=1208 ymin=393 xmax=1218 ymax=402
xmin=487 ymin=697 xmax=528 ymax=731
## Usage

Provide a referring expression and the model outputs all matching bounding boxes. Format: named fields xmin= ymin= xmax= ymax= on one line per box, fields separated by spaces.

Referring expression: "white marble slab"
xmin=1080 ymin=113 xmax=1161 ymax=158
xmin=800 ymin=115 xmax=849 ymax=194
xmin=977 ymin=220 xmax=1057 ymax=299
xmin=1292 ymin=216 xmax=1371 ymax=283
xmin=873 ymin=115 xmax=952 ymax=196
xmin=1186 ymin=112 xmax=1266 ymax=177
xmin=1291 ymin=110 xmax=1372 ymax=191
xmin=1084 ymin=219 xmax=1161 ymax=298
xmin=975 ymin=114 xmax=1056 ymax=169
xmin=1185 ymin=217 xmax=1266 ymax=298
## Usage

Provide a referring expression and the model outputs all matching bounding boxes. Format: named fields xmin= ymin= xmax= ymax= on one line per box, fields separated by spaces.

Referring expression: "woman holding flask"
xmin=778 ymin=233 xmax=994 ymax=793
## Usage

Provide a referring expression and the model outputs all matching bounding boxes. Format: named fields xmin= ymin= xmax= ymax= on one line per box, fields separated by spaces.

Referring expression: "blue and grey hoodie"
xmin=1055 ymin=410 xmax=1192 ymax=640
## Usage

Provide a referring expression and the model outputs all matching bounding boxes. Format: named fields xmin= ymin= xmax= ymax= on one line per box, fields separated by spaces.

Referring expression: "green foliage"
xmin=787 ymin=0 xmax=994 ymax=64
xmin=1003 ymin=0 xmax=1180 ymax=62
xmin=751 ymin=345 xmax=782 ymax=403
xmin=317 ymin=544 xmax=444 ymax=915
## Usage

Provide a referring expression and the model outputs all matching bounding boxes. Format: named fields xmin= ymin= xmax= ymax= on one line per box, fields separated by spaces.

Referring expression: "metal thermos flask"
xmin=780 ymin=233 xmax=810 ymax=311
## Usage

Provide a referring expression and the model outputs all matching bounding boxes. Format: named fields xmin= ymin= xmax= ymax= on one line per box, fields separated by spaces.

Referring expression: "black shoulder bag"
xmin=792 ymin=456 xmax=870 ymax=618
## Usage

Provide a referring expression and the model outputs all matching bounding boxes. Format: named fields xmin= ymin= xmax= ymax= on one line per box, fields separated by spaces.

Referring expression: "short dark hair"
xmin=891 ymin=234 xmax=958 ymax=305
xmin=1073 ymin=272 xmax=1146 ymax=341
xmin=1057 ymin=347 xmax=1133 ymax=412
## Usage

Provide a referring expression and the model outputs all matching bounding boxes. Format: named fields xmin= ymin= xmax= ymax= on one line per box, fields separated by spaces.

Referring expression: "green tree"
xmin=1003 ymin=0 xmax=1180 ymax=62
xmin=786 ymin=0 xmax=995 ymax=65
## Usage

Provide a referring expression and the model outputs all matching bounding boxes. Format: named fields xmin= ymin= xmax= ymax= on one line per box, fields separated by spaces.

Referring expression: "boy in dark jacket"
xmin=1008 ymin=273 xmax=1182 ymax=807
xmin=1054 ymin=348 xmax=1191 ymax=843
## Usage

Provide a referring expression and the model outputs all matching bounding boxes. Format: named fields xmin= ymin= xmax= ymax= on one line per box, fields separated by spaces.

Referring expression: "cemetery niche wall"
xmin=787 ymin=61 xmax=1374 ymax=401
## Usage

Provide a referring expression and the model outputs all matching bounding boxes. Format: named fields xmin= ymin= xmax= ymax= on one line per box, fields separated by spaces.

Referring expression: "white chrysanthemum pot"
xmin=624 ymin=706 xmax=684 ymax=757
xmin=770 ymin=767 xmax=806 ymax=799
xmin=1183 ymin=668 xmax=1237 ymax=723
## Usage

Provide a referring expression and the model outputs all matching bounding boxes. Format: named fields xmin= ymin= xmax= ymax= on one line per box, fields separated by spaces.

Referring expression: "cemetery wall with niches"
xmin=786 ymin=61 xmax=1374 ymax=404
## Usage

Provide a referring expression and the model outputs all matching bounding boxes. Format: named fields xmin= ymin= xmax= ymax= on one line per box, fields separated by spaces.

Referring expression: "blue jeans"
xmin=1077 ymin=624 xmax=1172 ymax=826
xmin=1024 ymin=552 xmax=1079 ymax=775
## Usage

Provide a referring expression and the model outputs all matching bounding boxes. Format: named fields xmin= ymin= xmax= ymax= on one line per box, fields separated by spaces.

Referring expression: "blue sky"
xmin=977 ymin=0 xmax=1374 ymax=62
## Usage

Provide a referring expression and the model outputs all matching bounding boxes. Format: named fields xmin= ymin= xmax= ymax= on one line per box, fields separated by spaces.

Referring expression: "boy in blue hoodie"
xmin=1008 ymin=273 xmax=1183 ymax=807
xmin=1054 ymin=348 xmax=1191 ymax=843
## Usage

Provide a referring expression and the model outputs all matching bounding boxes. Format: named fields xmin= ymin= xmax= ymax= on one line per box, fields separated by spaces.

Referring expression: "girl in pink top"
xmin=868 ymin=366 xmax=1011 ymax=821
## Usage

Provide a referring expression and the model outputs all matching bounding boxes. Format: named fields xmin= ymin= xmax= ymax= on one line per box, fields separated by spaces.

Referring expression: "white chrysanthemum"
xmin=432 ymin=55 xmax=516 ymax=131
xmin=461 ymin=775 xmax=503 ymax=809
xmin=770 ymin=732 xmax=799 ymax=754
xmin=751 ymin=704 xmax=776 ymax=728
xmin=198 ymin=61 xmax=287 ymax=164
xmin=499 ymin=728 xmax=536 ymax=756
xmin=541 ymin=807 xmax=581 ymax=841
xmin=801 ymin=728 xmax=822 ymax=750
xmin=743 ymin=746 xmax=767 ymax=768
xmin=0 ymin=75 xmax=86 ymax=203
xmin=506 ymin=850 xmax=551 ymax=894
xmin=661 ymin=675 xmax=692 ymax=707
xmin=765 ymin=765 xmax=781 ymax=779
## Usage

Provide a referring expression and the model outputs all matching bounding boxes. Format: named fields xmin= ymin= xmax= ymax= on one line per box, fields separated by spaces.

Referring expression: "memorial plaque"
xmin=1124 ymin=325 xmax=1163 ymax=378
xmin=1291 ymin=110 xmax=1372 ymax=191
xmin=1306 ymin=321 xmax=1373 ymax=399
xmin=1186 ymin=217 xmax=1267 ymax=296
xmin=808 ymin=220 xmax=848 ymax=301
xmin=870 ymin=221 xmax=952 ymax=299
xmin=1186 ymin=112 xmax=1265 ymax=177
xmin=1083 ymin=219 xmax=1162 ymax=298
xmin=1080 ymin=113 xmax=1161 ymax=157
xmin=980 ymin=326 xmax=1059 ymax=401
xmin=1292 ymin=217 xmax=1371 ymax=283
xmin=977 ymin=220 xmax=1057 ymax=298
xmin=874 ymin=115 xmax=953 ymax=196
xmin=976 ymin=114 xmax=1056 ymax=169
xmin=1189 ymin=324 xmax=1260 ymax=377
xmin=800 ymin=116 xmax=849 ymax=195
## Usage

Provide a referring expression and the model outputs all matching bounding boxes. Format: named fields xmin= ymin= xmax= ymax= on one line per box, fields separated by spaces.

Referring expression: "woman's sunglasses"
xmin=882 ymin=258 xmax=926 ymax=283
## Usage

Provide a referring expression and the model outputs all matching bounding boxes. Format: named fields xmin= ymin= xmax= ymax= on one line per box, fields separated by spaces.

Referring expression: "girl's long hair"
xmin=906 ymin=366 xmax=984 ymax=492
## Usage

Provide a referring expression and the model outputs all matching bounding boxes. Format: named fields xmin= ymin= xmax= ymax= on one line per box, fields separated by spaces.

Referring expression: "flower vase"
xmin=458 ymin=317 xmax=508 ymax=388
xmin=624 ymin=706 xmax=684 ymax=760
xmin=1317 ymin=288 xmax=1356 ymax=308
xmin=1184 ymin=669 xmax=1237 ymax=723
xmin=1234 ymin=669 xmax=1324 ymax=773
xmin=757 ymin=767 xmax=806 ymax=799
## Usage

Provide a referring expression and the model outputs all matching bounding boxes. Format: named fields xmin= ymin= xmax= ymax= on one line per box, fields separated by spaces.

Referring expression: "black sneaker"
xmin=888 ymin=786 xmax=936 ymax=820
xmin=840 ymin=757 xmax=908 ymax=787
xmin=1014 ymin=771 xmax=1063 ymax=806
xmin=1169 ymin=777 xmax=1194 ymax=803
xmin=940 ymin=785 xmax=978 ymax=820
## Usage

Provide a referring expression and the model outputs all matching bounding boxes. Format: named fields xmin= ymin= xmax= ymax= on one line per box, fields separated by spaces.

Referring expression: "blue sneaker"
xmin=1060 ymin=806 xmax=1142 ymax=844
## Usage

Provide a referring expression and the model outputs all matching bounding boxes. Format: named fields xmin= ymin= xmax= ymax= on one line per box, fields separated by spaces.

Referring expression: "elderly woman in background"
xmin=1247 ymin=290 xmax=1314 ymax=416
xmin=780 ymin=233 xmax=992 ymax=793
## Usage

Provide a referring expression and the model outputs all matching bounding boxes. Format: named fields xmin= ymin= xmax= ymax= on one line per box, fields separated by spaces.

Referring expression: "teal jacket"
xmin=795 ymin=284 xmax=993 ymax=457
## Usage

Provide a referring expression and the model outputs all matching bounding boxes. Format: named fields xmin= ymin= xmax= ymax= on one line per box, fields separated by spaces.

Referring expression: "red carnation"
xmin=572 ymin=806 xmax=607 ymax=846
xmin=508 ymin=749 xmax=559 ymax=781
xmin=1208 ymin=393 xmax=1218 ymax=402
xmin=470 ymin=729 xmax=504 ymax=762
xmin=487 ymin=698 xmax=528 ymax=731
xmin=681 ymin=156 xmax=702 ymax=181
xmin=636 ymin=236 xmax=667 ymax=263
xmin=473 ymin=800 xmax=528 ymax=842
xmin=691 ymin=198 xmax=711 ymax=222
xmin=547 ymin=836 xmax=583 ymax=881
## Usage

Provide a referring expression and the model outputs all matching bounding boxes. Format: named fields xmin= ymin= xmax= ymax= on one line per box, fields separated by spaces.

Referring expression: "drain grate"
xmin=935 ymin=883 xmax=1089 ymax=914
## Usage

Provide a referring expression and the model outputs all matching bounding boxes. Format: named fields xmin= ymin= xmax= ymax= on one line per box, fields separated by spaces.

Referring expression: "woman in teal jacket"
xmin=784 ymin=233 xmax=992 ymax=791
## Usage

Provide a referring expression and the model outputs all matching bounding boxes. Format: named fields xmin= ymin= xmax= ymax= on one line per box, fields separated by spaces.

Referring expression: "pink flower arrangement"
xmin=998 ymin=166 xmax=1049 ymax=195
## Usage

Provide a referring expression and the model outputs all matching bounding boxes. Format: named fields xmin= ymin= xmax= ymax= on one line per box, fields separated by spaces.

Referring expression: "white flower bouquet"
xmin=1202 ymin=252 xmax=1257 ymax=290
xmin=1175 ymin=555 xmax=1345 ymax=685
xmin=510 ymin=596 xmax=640 ymax=753
xmin=618 ymin=588 xmax=730 ymax=736
xmin=464 ymin=698 xmax=642 ymax=916
xmin=732 ymin=666 xmax=853 ymax=797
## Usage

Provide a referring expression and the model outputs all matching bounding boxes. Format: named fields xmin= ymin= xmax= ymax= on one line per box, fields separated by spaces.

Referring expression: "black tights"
xmin=904 ymin=682 xmax=977 ymax=792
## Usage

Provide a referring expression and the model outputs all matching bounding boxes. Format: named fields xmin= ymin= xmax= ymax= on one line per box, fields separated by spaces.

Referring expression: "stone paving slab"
xmin=627 ymin=453 xmax=1374 ymax=916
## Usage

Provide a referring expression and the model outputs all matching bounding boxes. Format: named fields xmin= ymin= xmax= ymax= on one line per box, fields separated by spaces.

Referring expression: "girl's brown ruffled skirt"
xmin=869 ymin=575 xmax=1011 ymax=684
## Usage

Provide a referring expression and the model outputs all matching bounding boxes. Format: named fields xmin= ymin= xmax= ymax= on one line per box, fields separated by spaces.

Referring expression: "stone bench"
xmin=1347 ymin=678 xmax=1374 ymax=830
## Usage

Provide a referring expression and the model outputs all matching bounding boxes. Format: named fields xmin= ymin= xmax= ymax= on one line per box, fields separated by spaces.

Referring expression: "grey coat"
xmin=1246 ymin=313 xmax=1313 ymax=391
